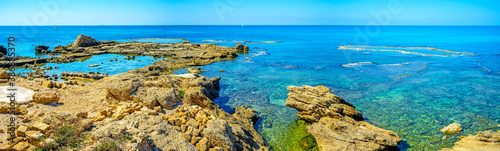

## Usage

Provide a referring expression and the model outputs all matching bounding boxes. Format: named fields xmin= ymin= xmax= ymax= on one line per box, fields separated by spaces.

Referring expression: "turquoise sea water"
xmin=1 ymin=26 xmax=499 ymax=150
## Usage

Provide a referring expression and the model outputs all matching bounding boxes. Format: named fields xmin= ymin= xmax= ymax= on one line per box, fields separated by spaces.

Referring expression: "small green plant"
xmin=179 ymin=90 xmax=185 ymax=98
xmin=124 ymin=134 xmax=132 ymax=140
xmin=57 ymin=126 xmax=76 ymax=145
xmin=98 ymin=141 xmax=117 ymax=151
xmin=55 ymin=125 xmax=83 ymax=148
xmin=38 ymin=136 xmax=46 ymax=142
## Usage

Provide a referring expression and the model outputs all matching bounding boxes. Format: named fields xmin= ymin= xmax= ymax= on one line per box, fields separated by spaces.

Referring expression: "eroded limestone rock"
xmin=286 ymin=85 xmax=401 ymax=151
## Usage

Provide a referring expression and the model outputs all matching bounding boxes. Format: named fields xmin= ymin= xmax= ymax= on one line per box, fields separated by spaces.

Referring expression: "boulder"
xmin=71 ymin=34 xmax=100 ymax=47
xmin=440 ymin=122 xmax=462 ymax=135
xmin=188 ymin=67 xmax=203 ymax=74
xmin=440 ymin=131 xmax=500 ymax=151
xmin=35 ymin=45 xmax=49 ymax=53
xmin=0 ymin=45 xmax=7 ymax=55
xmin=286 ymin=85 xmax=401 ymax=151
xmin=32 ymin=91 xmax=59 ymax=104
xmin=285 ymin=85 xmax=362 ymax=122
xmin=11 ymin=141 xmax=30 ymax=151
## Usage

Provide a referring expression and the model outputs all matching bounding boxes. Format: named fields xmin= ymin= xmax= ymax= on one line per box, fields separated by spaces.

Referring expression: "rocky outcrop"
xmin=35 ymin=45 xmax=49 ymax=53
xmin=440 ymin=131 xmax=500 ymax=151
xmin=236 ymin=43 xmax=250 ymax=52
xmin=440 ymin=122 xmax=462 ymax=135
xmin=286 ymin=85 xmax=401 ymax=151
xmin=0 ymin=46 xmax=7 ymax=55
xmin=70 ymin=34 xmax=100 ymax=47
xmin=0 ymin=70 xmax=9 ymax=79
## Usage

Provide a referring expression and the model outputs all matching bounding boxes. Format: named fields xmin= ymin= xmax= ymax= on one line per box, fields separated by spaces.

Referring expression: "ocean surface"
xmin=1 ymin=26 xmax=500 ymax=150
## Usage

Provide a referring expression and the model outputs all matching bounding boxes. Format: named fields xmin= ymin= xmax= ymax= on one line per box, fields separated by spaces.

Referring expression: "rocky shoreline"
xmin=0 ymin=35 xmax=497 ymax=151
xmin=0 ymin=35 xmax=269 ymax=150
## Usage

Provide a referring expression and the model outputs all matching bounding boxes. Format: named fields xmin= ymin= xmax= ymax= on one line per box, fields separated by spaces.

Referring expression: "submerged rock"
xmin=440 ymin=122 xmax=462 ymax=135
xmin=286 ymin=85 xmax=401 ymax=151
xmin=71 ymin=34 xmax=100 ymax=47
xmin=440 ymin=131 xmax=500 ymax=151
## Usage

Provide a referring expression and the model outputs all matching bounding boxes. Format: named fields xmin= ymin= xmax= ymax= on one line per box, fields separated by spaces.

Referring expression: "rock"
xmin=233 ymin=106 xmax=259 ymax=125
xmin=31 ymin=122 xmax=50 ymax=132
xmin=285 ymin=85 xmax=401 ymax=151
xmin=219 ymin=70 xmax=225 ymax=72
xmin=202 ymin=120 xmax=236 ymax=151
xmin=80 ymin=119 xmax=93 ymax=129
xmin=11 ymin=141 xmax=29 ymax=151
xmin=27 ymin=131 xmax=45 ymax=145
xmin=440 ymin=131 xmax=500 ymax=151
xmin=441 ymin=122 xmax=462 ymax=135
xmin=112 ymin=113 xmax=126 ymax=120
xmin=188 ymin=67 xmax=203 ymax=74
xmin=0 ymin=70 xmax=9 ymax=79
xmin=16 ymin=125 xmax=29 ymax=137
xmin=71 ymin=34 xmax=100 ymax=47
xmin=196 ymin=137 xmax=209 ymax=151
xmin=0 ymin=144 xmax=12 ymax=151
xmin=75 ymin=111 xmax=88 ymax=118
xmin=0 ymin=45 xmax=7 ymax=55
xmin=236 ymin=43 xmax=250 ymax=52
xmin=32 ymin=91 xmax=59 ymax=104
xmin=42 ymin=80 xmax=55 ymax=88
xmin=35 ymin=45 xmax=49 ymax=53
xmin=285 ymin=85 xmax=362 ymax=122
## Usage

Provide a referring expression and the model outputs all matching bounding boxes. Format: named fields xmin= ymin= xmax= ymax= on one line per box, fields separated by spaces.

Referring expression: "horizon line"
xmin=0 ymin=25 xmax=499 ymax=26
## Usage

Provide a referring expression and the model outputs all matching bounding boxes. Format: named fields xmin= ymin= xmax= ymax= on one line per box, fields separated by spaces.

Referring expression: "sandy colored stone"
xmin=11 ymin=141 xmax=29 ymax=151
xmin=196 ymin=137 xmax=209 ymax=151
xmin=440 ymin=131 xmax=500 ymax=151
xmin=30 ymin=122 xmax=49 ymax=132
xmin=75 ymin=111 xmax=88 ymax=118
xmin=96 ymin=115 xmax=105 ymax=121
xmin=41 ymin=80 xmax=54 ymax=88
xmin=32 ymin=91 xmax=59 ymax=104
xmin=0 ymin=144 xmax=12 ymax=151
xmin=112 ymin=113 xmax=126 ymax=120
xmin=71 ymin=34 xmax=100 ymax=47
xmin=16 ymin=125 xmax=28 ymax=137
xmin=286 ymin=85 xmax=401 ymax=151
xmin=441 ymin=122 xmax=462 ymax=135
xmin=0 ymin=70 xmax=9 ymax=79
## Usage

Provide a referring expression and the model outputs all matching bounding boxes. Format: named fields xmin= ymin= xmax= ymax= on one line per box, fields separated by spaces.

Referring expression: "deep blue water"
xmin=1 ymin=26 xmax=500 ymax=150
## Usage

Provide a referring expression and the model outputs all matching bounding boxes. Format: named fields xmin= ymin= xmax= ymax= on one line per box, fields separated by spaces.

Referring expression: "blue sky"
xmin=1 ymin=0 xmax=499 ymax=25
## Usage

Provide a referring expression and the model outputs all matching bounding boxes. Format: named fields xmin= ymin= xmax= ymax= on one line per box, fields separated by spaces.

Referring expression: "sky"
xmin=0 ymin=0 xmax=499 ymax=25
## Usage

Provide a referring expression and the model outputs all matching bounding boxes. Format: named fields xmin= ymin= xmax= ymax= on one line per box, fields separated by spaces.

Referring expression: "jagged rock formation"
xmin=440 ymin=131 xmax=500 ymax=151
xmin=286 ymin=85 xmax=401 ymax=151
xmin=71 ymin=34 xmax=100 ymax=47
xmin=35 ymin=45 xmax=49 ymax=53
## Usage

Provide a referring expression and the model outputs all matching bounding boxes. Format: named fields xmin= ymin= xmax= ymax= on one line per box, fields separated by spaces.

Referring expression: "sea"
xmin=1 ymin=25 xmax=499 ymax=150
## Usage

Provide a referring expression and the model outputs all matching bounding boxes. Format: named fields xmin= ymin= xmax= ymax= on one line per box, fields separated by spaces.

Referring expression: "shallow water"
xmin=1 ymin=26 xmax=500 ymax=150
